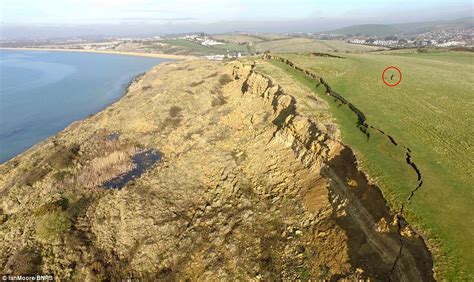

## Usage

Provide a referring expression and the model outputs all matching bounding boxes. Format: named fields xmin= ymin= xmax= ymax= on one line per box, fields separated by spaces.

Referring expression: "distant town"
xmin=313 ymin=28 xmax=473 ymax=48
xmin=1 ymin=26 xmax=472 ymax=58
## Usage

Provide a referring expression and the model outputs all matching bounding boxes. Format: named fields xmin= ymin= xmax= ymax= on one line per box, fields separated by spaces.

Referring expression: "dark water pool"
xmin=102 ymin=149 xmax=162 ymax=189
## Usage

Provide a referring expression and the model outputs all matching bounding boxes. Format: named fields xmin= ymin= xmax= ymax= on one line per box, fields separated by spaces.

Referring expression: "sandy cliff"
xmin=0 ymin=59 xmax=433 ymax=280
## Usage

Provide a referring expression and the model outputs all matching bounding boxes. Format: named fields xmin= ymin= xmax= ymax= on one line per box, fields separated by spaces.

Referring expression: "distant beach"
xmin=0 ymin=47 xmax=194 ymax=60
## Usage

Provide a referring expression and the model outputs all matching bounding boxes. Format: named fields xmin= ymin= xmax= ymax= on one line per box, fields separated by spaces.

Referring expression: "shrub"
xmin=5 ymin=249 xmax=41 ymax=273
xmin=23 ymin=167 xmax=50 ymax=186
xmin=53 ymin=170 xmax=69 ymax=182
xmin=219 ymin=74 xmax=233 ymax=85
xmin=190 ymin=80 xmax=205 ymax=87
xmin=47 ymin=144 xmax=80 ymax=170
xmin=36 ymin=211 xmax=71 ymax=241
xmin=89 ymin=261 xmax=107 ymax=280
xmin=34 ymin=195 xmax=69 ymax=216
xmin=68 ymin=196 xmax=92 ymax=219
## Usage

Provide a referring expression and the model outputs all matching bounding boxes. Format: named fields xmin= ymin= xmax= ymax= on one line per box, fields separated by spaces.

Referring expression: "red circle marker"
xmin=382 ymin=66 xmax=402 ymax=87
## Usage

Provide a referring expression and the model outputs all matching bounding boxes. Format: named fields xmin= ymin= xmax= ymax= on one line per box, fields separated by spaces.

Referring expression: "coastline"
xmin=0 ymin=47 xmax=196 ymax=60
xmin=0 ymin=52 xmax=163 ymax=164
xmin=0 ymin=59 xmax=434 ymax=280
xmin=0 ymin=73 xmax=143 ymax=165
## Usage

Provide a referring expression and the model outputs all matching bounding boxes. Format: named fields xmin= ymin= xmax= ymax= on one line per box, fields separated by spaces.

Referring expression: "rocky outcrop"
xmin=238 ymin=61 xmax=433 ymax=281
xmin=0 ymin=59 xmax=432 ymax=280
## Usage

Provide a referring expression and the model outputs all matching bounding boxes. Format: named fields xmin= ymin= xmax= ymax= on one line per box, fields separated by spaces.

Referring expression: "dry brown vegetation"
xmin=218 ymin=74 xmax=233 ymax=85
xmin=4 ymin=249 xmax=42 ymax=274
xmin=0 ymin=59 xmax=432 ymax=280
xmin=35 ymin=211 xmax=72 ymax=241
xmin=76 ymin=145 xmax=137 ymax=188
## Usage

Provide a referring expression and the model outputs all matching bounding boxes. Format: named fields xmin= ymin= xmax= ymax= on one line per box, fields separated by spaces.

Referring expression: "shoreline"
xmin=0 ymin=47 xmax=195 ymax=60
xmin=0 ymin=59 xmax=434 ymax=280
xmin=0 ymin=70 xmax=147 ymax=166
xmin=0 ymin=53 xmax=160 ymax=165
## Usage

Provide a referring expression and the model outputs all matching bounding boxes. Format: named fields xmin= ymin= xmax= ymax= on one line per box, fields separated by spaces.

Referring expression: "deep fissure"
xmin=262 ymin=54 xmax=427 ymax=279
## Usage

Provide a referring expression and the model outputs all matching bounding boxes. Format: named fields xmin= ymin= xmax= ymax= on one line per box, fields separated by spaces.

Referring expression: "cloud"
xmin=127 ymin=9 xmax=178 ymax=13
xmin=1 ymin=0 xmax=471 ymax=25
xmin=121 ymin=17 xmax=196 ymax=22
xmin=70 ymin=0 xmax=152 ymax=7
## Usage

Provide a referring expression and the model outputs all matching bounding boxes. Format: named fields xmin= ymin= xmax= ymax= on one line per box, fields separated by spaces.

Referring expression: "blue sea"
xmin=0 ymin=50 xmax=169 ymax=163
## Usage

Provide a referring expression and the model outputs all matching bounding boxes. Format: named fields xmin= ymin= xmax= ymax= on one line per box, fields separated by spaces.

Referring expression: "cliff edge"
xmin=0 ymin=60 xmax=433 ymax=280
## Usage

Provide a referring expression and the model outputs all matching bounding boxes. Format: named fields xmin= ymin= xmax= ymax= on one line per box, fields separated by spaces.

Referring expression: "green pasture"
xmin=259 ymin=50 xmax=474 ymax=280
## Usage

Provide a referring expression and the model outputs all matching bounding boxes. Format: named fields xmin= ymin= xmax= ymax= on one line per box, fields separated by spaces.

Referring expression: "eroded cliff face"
xmin=0 ymin=60 xmax=432 ymax=280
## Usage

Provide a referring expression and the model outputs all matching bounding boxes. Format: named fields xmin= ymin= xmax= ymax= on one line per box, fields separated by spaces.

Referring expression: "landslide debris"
xmin=262 ymin=54 xmax=431 ymax=281
xmin=0 ymin=59 xmax=433 ymax=280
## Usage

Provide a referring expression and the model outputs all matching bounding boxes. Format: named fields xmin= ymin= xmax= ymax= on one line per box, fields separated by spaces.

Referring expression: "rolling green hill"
xmin=253 ymin=37 xmax=385 ymax=53
xmin=327 ymin=17 xmax=473 ymax=36
xmin=393 ymin=17 xmax=474 ymax=33
xmin=328 ymin=24 xmax=401 ymax=36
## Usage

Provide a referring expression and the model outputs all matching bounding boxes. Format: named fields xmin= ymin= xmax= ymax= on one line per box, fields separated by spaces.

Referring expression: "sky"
xmin=1 ymin=0 xmax=472 ymax=24
xmin=0 ymin=0 xmax=472 ymax=38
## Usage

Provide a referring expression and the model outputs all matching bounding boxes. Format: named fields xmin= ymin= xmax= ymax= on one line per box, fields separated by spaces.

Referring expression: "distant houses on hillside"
xmin=180 ymin=34 xmax=224 ymax=46
xmin=317 ymin=27 xmax=473 ymax=49
xmin=205 ymin=52 xmax=242 ymax=61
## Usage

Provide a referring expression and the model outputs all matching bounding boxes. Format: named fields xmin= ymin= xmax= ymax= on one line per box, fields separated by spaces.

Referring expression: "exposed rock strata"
xmin=0 ymin=60 xmax=433 ymax=280
xmin=262 ymin=54 xmax=430 ymax=281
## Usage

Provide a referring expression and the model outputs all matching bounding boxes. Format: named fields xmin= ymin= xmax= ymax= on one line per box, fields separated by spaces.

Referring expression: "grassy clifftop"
xmin=258 ymin=50 xmax=473 ymax=280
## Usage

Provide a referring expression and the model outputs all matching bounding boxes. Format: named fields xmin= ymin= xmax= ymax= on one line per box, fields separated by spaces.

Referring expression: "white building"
xmin=201 ymin=39 xmax=224 ymax=46
xmin=204 ymin=55 xmax=225 ymax=61
xmin=436 ymin=41 xmax=464 ymax=47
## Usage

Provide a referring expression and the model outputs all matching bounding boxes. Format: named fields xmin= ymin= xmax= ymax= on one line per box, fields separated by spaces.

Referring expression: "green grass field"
xmin=257 ymin=50 xmax=474 ymax=280
xmin=159 ymin=39 xmax=226 ymax=55
xmin=159 ymin=39 xmax=249 ymax=55
xmin=159 ymin=36 xmax=387 ymax=56
xmin=254 ymin=38 xmax=386 ymax=53
xmin=218 ymin=43 xmax=249 ymax=53
xmin=213 ymin=34 xmax=264 ymax=44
